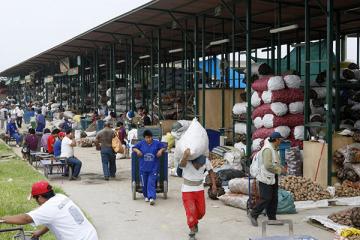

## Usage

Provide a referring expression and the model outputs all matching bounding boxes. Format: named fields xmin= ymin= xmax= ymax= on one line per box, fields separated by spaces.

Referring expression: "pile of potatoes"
xmin=209 ymin=153 xmax=226 ymax=168
xmin=279 ymin=176 xmax=331 ymax=201
xmin=335 ymin=180 xmax=360 ymax=197
xmin=328 ymin=207 xmax=359 ymax=227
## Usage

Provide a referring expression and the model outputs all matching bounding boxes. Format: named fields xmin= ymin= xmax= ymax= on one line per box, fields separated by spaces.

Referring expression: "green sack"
xmin=277 ymin=189 xmax=296 ymax=214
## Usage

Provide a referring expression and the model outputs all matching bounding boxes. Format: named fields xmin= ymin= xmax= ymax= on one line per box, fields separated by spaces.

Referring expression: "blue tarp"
xmin=198 ymin=57 xmax=246 ymax=88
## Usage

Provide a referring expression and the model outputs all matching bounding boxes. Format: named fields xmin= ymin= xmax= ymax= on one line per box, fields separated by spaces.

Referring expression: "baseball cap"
xmin=270 ymin=132 xmax=283 ymax=139
xmin=30 ymin=180 xmax=52 ymax=198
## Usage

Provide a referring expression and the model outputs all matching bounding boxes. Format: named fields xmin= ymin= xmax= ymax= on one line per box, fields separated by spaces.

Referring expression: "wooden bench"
xmin=40 ymin=158 xmax=73 ymax=180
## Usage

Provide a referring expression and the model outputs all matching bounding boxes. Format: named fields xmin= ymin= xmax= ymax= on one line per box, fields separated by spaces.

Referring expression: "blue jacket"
xmin=6 ymin=122 xmax=18 ymax=136
xmin=134 ymin=140 xmax=165 ymax=172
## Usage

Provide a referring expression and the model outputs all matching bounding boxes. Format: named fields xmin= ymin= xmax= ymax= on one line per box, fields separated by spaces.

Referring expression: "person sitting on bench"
xmin=6 ymin=118 xmax=22 ymax=147
xmin=60 ymin=130 xmax=82 ymax=180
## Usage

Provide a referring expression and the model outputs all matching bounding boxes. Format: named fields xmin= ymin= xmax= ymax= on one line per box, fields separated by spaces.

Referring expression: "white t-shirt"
xmin=60 ymin=137 xmax=74 ymax=158
xmin=42 ymin=106 xmax=47 ymax=116
xmin=27 ymin=194 xmax=98 ymax=240
xmin=180 ymin=158 xmax=213 ymax=192
xmin=16 ymin=109 xmax=24 ymax=117
xmin=127 ymin=129 xmax=138 ymax=144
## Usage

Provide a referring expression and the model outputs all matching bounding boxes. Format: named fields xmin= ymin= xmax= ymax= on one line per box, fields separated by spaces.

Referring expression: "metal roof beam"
xmin=64 ymin=44 xmax=94 ymax=49
xmin=114 ymin=20 xmax=158 ymax=28
xmin=219 ymin=0 xmax=246 ymax=31
xmin=93 ymin=30 xmax=131 ymax=37
xmin=77 ymin=38 xmax=113 ymax=44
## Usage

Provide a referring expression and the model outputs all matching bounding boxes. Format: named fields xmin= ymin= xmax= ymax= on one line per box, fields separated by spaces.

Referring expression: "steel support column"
xmin=201 ymin=15 xmax=206 ymax=126
xmin=194 ymin=16 xmax=199 ymax=118
xmin=157 ymin=29 xmax=162 ymax=120
xmin=271 ymin=34 xmax=275 ymax=71
xmin=130 ymin=39 xmax=135 ymax=111
xmin=80 ymin=56 xmax=85 ymax=112
xmin=94 ymin=50 xmax=99 ymax=111
xmin=232 ymin=3 xmax=236 ymax=144
xmin=357 ymin=33 xmax=359 ymax=66
xmin=326 ymin=0 xmax=334 ymax=185
xmin=304 ymin=0 xmax=310 ymax=140
xmin=286 ymin=44 xmax=290 ymax=70
xmin=335 ymin=12 xmax=341 ymax=130
xmin=110 ymin=44 xmax=116 ymax=112
xmin=246 ymin=0 xmax=252 ymax=158
xmin=276 ymin=2 xmax=282 ymax=75
xmin=150 ymin=32 xmax=154 ymax=122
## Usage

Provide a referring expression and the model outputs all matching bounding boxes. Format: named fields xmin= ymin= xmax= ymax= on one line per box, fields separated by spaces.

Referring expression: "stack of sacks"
xmin=251 ymin=74 xmax=304 ymax=153
xmin=233 ymin=102 xmax=248 ymax=144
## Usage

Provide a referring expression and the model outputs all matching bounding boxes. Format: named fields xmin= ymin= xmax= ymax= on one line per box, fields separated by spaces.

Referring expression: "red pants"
xmin=182 ymin=190 xmax=206 ymax=229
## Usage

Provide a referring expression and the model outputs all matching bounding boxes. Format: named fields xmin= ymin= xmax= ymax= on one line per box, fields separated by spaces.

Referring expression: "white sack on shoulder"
xmin=253 ymin=117 xmax=263 ymax=129
xmin=176 ymin=119 xmax=209 ymax=160
xmin=261 ymin=91 xmax=272 ymax=104
xmin=232 ymin=102 xmax=247 ymax=115
xmin=235 ymin=122 xmax=247 ymax=134
xmin=270 ymin=102 xmax=288 ymax=116
xmin=274 ymin=126 xmax=291 ymax=138
xmin=294 ymin=126 xmax=305 ymax=140
xmin=262 ymin=114 xmax=274 ymax=128
xmin=251 ymin=92 xmax=262 ymax=107
xmin=284 ymin=75 xmax=301 ymax=89
xmin=289 ymin=102 xmax=304 ymax=114
xmin=267 ymin=76 xmax=285 ymax=91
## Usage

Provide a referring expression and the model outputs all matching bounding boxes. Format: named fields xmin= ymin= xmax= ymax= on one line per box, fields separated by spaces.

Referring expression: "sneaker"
xmin=248 ymin=214 xmax=258 ymax=227
xmin=145 ymin=198 xmax=149 ymax=202
xmin=189 ymin=231 xmax=196 ymax=240
xmin=149 ymin=199 xmax=155 ymax=206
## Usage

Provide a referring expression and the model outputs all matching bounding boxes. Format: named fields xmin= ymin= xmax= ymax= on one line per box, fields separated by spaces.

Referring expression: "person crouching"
xmin=179 ymin=149 xmax=217 ymax=240
xmin=132 ymin=130 xmax=166 ymax=206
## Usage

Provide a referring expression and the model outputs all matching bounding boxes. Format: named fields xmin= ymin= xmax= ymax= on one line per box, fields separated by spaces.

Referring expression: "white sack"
xmin=218 ymin=193 xmax=249 ymax=210
xmin=232 ymin=102 xmax=247 ymax=115
xmin=116 ymin=93 xmax=126 ymax=102
xmin=107 ymin=100 xmax=111 ymax=107
xmin=234 ymin=142 xmax=246 ymax=154
xmin=106 ymin=88 xmax=111 ymax=97
xmin=229 ymin=178 xmax=255 ymax=195
xmin=251 ymin=92 xmax=262 ymax=107
xmin=275 ymin=126 xmax=291 ymax=138
xmin=294 ymin=126 xmax=304 ymax=140
xmin=268 ymin=76 xmax=285 ymax=91
xmin=252 ymin=138 xmax=264 ymax=152
xmin=289 ymin=101 xmax=304 ymax=114
xmin=270 ymin=102 xmax=288 ymax=116
xmin=253 ymin=117 xmax=263 ymax=129
xmin=234 ymin=123 xmax=247 ymax=134
xmin=284 ymin=75 xmax=301 ymax=89
xmin=84 ymin=131 xmax=97 ymax=137
xmin=312 ymin=87 xmax=327 ymax=99
xmin=261 ymin=91 xmax=272 ymax=104
xmin=262 ymin=114 xmax=274 ymax=128
xmin=176 ymin=119 xmax=209 ymax=160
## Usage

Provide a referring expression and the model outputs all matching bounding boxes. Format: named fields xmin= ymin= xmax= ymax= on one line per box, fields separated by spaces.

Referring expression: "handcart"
xmin=0 ymin=227 xmax=39 ymax=240
xmin=131 ymin=127 xmax=168 ymax=200
xmin=249 ymin=219 xmax=317 ymax=240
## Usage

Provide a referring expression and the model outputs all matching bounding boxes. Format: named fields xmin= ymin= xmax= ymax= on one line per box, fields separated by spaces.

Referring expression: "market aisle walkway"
xmin=12 ymin=146 xmax=344 ymax=240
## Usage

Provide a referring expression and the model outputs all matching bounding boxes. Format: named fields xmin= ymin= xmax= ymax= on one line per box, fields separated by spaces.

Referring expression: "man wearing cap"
xmin=0 ymin=181 xmax=98 ymax=240
xmin=95 ymin=121 xmax=116 ymax=180
xmin=248 ymin=132 xmax=287 ymax=227
xmin=178 ymin=149 xmax=217 ymax=240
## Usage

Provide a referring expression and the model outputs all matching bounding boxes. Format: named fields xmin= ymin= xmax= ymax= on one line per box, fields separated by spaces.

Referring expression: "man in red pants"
xmin=179 ymin=149 xmax=217 ymax=240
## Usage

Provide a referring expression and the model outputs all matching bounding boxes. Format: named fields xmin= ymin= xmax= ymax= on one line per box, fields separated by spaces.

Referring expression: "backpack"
xmin=112 ymin=132 xmax=124 ymax=153
xmin=250 ymin=152 xmax=261 ymax=178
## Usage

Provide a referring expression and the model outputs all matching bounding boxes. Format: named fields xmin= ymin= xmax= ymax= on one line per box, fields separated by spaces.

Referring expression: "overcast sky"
xmin=0 ymin=0 xmax=151 ymax=72
xmin=0 ymin=1 xmax=358 ymax=73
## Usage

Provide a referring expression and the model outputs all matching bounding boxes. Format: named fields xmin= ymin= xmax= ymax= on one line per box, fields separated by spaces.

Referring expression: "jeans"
xmin=16 ymin=117 xmax=23 ymax=128
xmin=251 ymin=175 xmax=278 ymax=220
xmin=67 ymin=157 xmax=82 ymax=177
xmin=11 ymin=133 xmax=22 ymax=145
xmin=140 ymin=170 xmax=157 ymax=200
xmin=101 ymin=147 xmax=116 ymax=177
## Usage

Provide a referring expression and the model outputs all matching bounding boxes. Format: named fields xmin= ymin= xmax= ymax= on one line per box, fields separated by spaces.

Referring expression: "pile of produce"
xmin=328 ymin=207 xmax=360 ymax=227
xmin=279 ymin=176 xmax=331 ymax=201
xmin=209 ymin=152 xmax=226 ymax=169
xmin=335 ymin=180 xmax=360 ymax=197
xmin=334 ymin=144 xmax=360 ymax=183
xmin=80 ymin=138 xmax=94 ymax=148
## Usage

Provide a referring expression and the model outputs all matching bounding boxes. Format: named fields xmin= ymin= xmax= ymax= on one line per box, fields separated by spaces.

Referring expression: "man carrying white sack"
xmin=248 ymin=132 xmax=287 ymax=227
xmin=179 ymin=149 xmax=217 ymax=240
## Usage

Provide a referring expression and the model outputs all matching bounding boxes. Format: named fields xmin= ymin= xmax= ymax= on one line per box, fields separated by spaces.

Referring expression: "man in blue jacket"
xmin=6 ymin=118 xmax=22 ymax=147
xmin=133 ymin=130 xmax=166 ymax=205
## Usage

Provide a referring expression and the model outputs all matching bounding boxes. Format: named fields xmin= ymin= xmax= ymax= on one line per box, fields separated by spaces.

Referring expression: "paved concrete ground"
xmin=11 ymin=144 xmax=348 ymax=240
